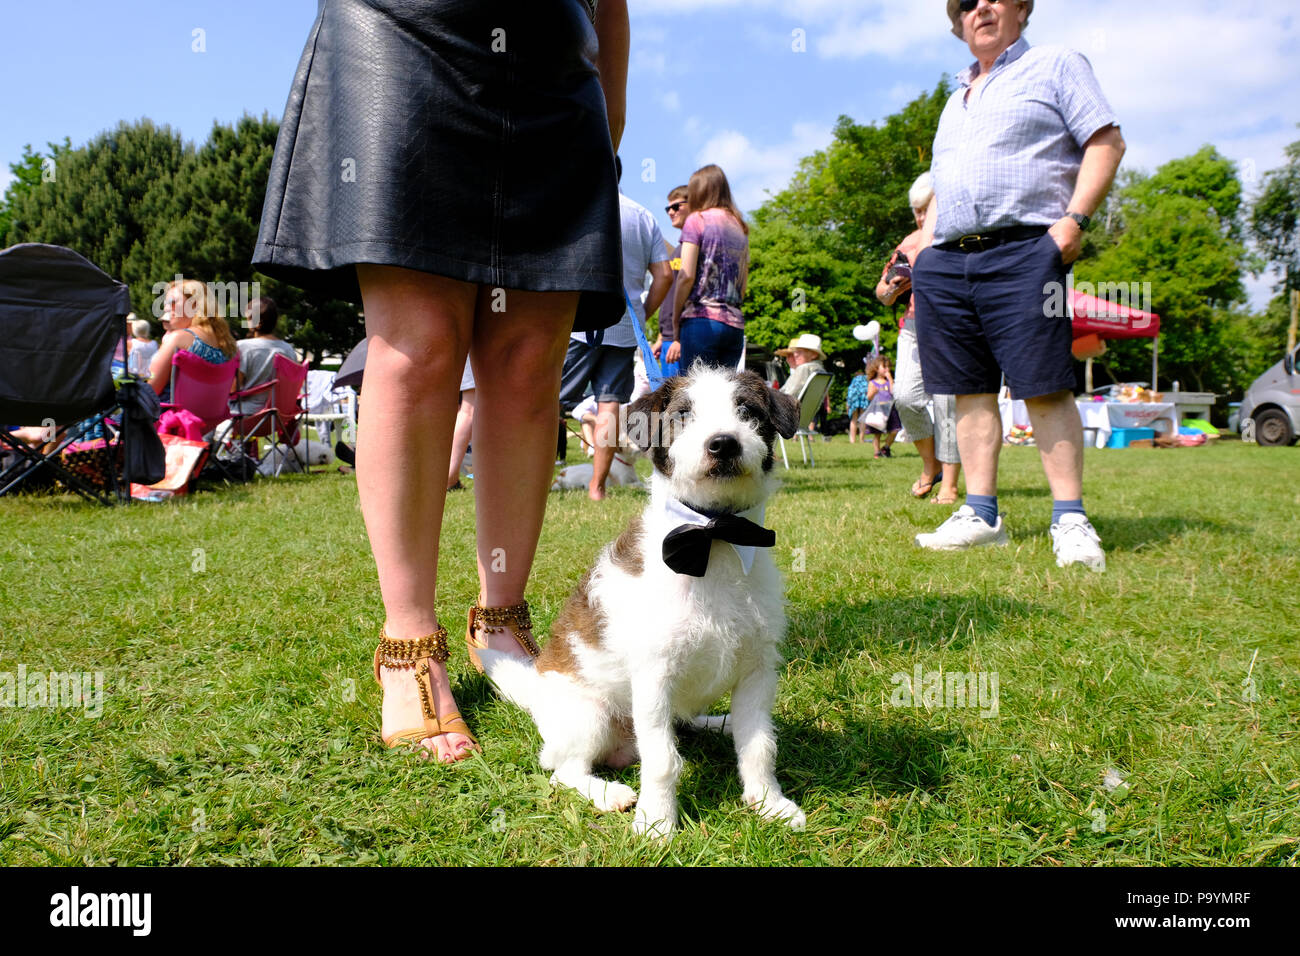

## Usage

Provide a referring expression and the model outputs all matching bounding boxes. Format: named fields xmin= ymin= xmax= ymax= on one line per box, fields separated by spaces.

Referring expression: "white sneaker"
xmin=915 ymin=505 xmax=1009 ymax=550
xmin=1051 ymin=513 xmax=1106 ymax=571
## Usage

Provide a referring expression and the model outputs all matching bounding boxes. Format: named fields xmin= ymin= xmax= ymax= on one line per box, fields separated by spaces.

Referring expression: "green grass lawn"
xmin=1 ymin=437 xmax=1297 ymax=866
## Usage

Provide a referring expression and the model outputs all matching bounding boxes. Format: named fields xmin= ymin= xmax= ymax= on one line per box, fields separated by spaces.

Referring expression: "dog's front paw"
xmin=746 ymin=792 xmax=806 ymax=830
xmin=631 ymin=811 xmax=676 ymax=842
xmin=632 ymin=799 xmax=677 ymax=839
xmin=593 ymin=781 xmax=638 ymax=813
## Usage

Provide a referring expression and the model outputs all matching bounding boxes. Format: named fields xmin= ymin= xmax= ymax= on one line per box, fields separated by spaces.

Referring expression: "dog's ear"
xmin=768 ymin=385 xmax=802 ymax=439
xmin=736 ymin=370 xmax=801 ymax=440
xmin=625 ymin=378 xmax=680 ymax=452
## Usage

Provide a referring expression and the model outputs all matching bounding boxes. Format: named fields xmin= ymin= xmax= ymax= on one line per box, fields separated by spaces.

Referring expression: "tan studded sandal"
xmin=466 ymin=600 xmax=541 ymax=674
xmin=373 ymin=624 xmax=478 ymax=753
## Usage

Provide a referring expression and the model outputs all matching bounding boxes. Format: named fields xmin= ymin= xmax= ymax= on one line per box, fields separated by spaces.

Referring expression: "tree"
xmin=5 ymin=117 xmax=362 ymax=356
xmin=1077 ymin=147 xmax=1250 ymax=392
xmin=743 ymin=82 xmax=952 ymax=403
xmin=1250 ymin=131 xmax=1300 ymax=296
xmin=744 ymin=216 xmax=879 ymax=357
xmin=158 ymin=114 xmax=362 ymax=356
xmin=4 ymin=120 xmax=191 ymax=319
xmin=0 ymin=139 xmax=72 ymax=243
xmin=760 ymin=80 xmax=952 ymax=269
xmin=1222 ymin=293 xmax=1292 ymax=389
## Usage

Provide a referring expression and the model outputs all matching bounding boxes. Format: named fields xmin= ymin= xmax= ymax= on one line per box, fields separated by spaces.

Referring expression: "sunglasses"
xmin=959 ymin=0 xmax=1010 ymax=12
xmin=665 ymin=201 xmax=688 ymax=213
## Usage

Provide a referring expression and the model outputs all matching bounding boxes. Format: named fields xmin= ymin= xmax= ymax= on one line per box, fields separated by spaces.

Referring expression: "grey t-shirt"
xmin=232 ymin=337 xmax=299 ymax=414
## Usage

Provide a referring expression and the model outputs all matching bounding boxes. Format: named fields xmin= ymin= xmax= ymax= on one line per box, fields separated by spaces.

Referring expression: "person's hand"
xmin=665 ymin=341 xmax=681 ymax=364
xmin=652 ymin=335 xmax=663 ymax=359
xmin=1048 ymin=217 xmax=1083 ymax=266
xmin=887 ymin=273 xmax=911 ymax=295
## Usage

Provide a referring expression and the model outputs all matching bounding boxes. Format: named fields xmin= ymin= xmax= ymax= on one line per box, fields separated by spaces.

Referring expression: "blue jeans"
xmin=677 ymin=317 xmax=744 ymax=372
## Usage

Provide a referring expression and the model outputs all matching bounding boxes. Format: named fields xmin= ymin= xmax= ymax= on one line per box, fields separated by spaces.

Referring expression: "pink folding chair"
xmin=163 ymin=350 xmax=240 ymax=437
xmin=228 ymin=354 xmax=309 ymax=476
xmin=158 ymin=350 xmax=239 ymax=482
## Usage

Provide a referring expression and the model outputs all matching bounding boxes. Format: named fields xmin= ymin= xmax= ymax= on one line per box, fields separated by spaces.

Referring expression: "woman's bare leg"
xmin=448 ymin=388 xmax=476 ymax=488
xmin=469 ymin=288 xmax=577 ymax=655
xmin=356 ymin=264 xmax=477 ymax=763
xmin=937 ymin=461 xmax=963 ymax=501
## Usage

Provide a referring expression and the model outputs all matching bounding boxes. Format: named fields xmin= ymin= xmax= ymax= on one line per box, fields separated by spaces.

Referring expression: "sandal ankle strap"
xmin=468 ymin=601 xmax=541 ymax=659
xmin=375 ymin=624 xmax=450 ymax=676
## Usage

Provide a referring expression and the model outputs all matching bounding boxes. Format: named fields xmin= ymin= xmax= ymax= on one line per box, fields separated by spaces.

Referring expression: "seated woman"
xmin=147 ymin=279 xmax=238 ymax=396
xmin=230 ymin=297 xmax=298 ymax=416
xmin=126 ymin=314 xmax=158 ymax=379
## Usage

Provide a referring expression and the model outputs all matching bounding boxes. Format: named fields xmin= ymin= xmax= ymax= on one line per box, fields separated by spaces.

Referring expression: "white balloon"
xmin=852 ymin=324 xmax=872 ymax=341
xmin=864 ymin=320 xmax=881 ymax=341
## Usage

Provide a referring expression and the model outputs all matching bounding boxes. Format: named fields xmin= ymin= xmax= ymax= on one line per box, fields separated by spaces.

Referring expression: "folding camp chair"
xmin=777 ymin=371 xmax=833 ymax=468
xmin=158 ymin=349 xmax=241 ymax=480
xmin=0 ymin=243 xmax=162 ymax=504
xmin=225 ymin=354 xmax=309 ymax=476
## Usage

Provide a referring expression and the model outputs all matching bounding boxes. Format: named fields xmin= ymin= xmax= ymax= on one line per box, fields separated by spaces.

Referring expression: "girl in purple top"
xmin=671 ymin=165 xmax=749 ymax=371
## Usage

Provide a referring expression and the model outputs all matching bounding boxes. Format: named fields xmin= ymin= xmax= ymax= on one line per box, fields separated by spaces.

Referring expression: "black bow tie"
xmin=662 ymin=514 xmax=775 ymax=577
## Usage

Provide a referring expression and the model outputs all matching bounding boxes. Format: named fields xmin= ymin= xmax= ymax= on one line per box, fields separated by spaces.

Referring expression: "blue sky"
xmin=3 ymin=0 xmax=1297 ymax=308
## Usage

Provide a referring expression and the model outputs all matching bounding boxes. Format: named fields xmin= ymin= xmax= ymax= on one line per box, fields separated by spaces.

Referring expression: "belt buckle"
xmin=958 ymin=234 xmax=987 ymax=252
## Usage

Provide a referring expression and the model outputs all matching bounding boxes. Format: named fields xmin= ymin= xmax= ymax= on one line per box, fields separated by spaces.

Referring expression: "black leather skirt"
xmin=252 ymin=0 xmax=623 ymax=332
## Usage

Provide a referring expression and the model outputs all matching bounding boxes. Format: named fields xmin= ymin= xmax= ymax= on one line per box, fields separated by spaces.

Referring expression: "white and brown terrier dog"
xmin=479 ymin=364 xmax=806 ymax=837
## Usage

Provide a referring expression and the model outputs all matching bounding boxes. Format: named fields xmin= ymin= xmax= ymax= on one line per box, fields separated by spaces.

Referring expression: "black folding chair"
xmin=0 ymin=243 xmax=161 ymax=504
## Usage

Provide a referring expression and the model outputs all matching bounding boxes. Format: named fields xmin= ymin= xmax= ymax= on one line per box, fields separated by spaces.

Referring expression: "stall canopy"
xmin=1070 ymin=290 xmax=1164 ymax=388
xmin=1071 ymin=290 xmax=1160 ymax=339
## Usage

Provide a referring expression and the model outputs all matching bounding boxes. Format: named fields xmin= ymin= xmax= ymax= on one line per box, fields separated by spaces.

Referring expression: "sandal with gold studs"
xmin=373 ymin=624 xmax=478 ymax=755
xmin=466 ymin=600 xmax=541 ymax=674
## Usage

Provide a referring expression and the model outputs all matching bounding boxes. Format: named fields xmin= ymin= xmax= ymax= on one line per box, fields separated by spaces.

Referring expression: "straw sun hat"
xmin=775 ymin=333 xmax=825 ymax=360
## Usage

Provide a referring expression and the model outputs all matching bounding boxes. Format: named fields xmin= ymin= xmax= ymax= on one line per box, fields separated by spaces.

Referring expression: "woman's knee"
xmin=366 ymin=335 xmax=465 ymax=402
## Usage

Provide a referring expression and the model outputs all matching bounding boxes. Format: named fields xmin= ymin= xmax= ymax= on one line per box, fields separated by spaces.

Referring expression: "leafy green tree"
xmin=1222 ymin=294 xmax=1292 ymax=388
xmin=743 ymin=217 xmax=879 ymax=357
xmin=744 ymin=82 xmax=951 ymax=403
xmin=4 ymin=120 xmax=190 ymax=319
xmin=1078 ymin=147 xmax=1250 ymax=392
xmin=159 ymin=114 xmax=362 ymax=356
xmin=5 ymin=117 xmax=362 ymax=356
xmin=1 ymin=139 xmax=72 ymax=243
xmin=1250 ymin=131 xmax=1300 ymax=296
xmin=760 ymin=80 xmax=951 ymax=268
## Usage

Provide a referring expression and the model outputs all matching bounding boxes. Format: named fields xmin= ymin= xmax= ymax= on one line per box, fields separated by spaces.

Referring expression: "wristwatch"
xmin=1065 ymin=211 xmax=1091 ymax=231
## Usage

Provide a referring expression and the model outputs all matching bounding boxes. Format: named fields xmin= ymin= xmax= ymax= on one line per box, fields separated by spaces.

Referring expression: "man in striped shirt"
xmin=912 ymin=0 xmax=1125 ymax=571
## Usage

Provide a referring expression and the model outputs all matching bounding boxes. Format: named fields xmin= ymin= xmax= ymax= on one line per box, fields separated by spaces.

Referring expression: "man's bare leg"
xmin=589 ymin=400 xmax=619 ymax=501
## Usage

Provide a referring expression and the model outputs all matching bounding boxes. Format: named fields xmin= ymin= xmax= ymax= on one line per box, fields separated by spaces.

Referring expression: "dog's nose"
xmin=707 ymin=434 xmax=741 ymax=458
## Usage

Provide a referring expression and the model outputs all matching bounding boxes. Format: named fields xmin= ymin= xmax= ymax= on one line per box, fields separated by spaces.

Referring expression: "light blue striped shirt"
xmin=931 ymin=37 xmax=1118 ymax=244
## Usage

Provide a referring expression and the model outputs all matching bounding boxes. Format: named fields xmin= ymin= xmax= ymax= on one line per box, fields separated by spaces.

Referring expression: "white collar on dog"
xmin=660 ymin=497 xmax=767 ymax=575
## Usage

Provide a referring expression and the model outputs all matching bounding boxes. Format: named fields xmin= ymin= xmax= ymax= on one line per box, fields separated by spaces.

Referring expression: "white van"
xmin=1239 ymin=344 xmax=1300 ymax=445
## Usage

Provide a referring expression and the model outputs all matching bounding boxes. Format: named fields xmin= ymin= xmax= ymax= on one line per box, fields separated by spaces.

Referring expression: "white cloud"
xmin=660 ymin=90 xmax=681 ymax=112
xmin=646 ymin=0 xmax=1298 ymax=178
xmin=695 ymin=121 xmax=834 ymax=211
xmin=886 ymin=82 xmax=922 ymax=105
xmin=631 ymin=48 xmax=667 ymax=75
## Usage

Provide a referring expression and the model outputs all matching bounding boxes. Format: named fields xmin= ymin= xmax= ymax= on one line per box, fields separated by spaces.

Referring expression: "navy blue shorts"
xmin=911 ymin=232 xmax=1075 ymax=399
xmin=559 ymin=341 xmax=635 ymax=409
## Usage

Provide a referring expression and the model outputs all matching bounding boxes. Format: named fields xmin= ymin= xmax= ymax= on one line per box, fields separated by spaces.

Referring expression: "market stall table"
xmin=1075 ymin=400 xmax=1177 ymax=448
xmin=998 ymin=398 xmax=1178 ymax=447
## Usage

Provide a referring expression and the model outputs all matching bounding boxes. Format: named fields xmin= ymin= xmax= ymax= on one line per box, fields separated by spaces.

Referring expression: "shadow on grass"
xmin=683 ymin=714 xmax=960 ymax=802
xmin=1083 ymin=514 xmax=1248 ymax=553
xmin=789 ymin=595 xmax=1052 ymax=659
xmin=454 ymin=672 xmax=960 ymax=810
